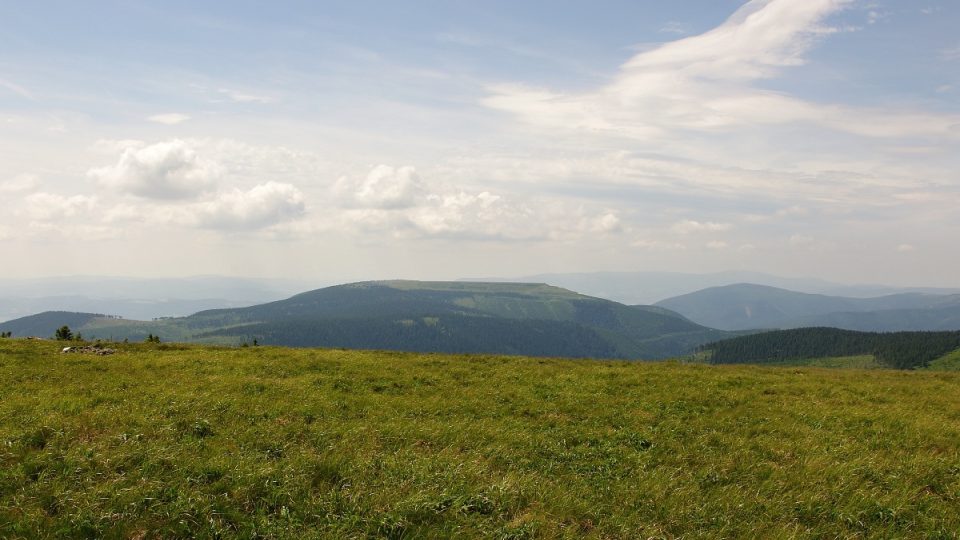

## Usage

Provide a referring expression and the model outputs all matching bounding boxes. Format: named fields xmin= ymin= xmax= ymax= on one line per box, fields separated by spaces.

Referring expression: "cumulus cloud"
xmin=337 ymin=190 xmax=532 ymax=241
xmin=581 ymin=212 xmax=622 ymax=234
xmin=147 ymin=113 xmax=191 ymax=125
xmin=88 ymin=139 xmax=222 ymax=199
xmin=189 ymin=182 xmax=305 ymax=230
xmin=334 ymin=165 xmax=426 ymax=209
xmin=404 ymin=191 xmax=545 ymax=240
xmin=327 ymin=165 xmax=623 ymax=242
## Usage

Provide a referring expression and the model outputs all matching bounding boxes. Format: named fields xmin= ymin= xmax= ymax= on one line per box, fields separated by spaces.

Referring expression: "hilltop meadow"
xmin=2 ymin=338 xmax=960 ymax=538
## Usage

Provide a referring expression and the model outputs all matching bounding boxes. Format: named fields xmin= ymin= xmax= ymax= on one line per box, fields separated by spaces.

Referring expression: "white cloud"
xmin=622 ymin=0 xmax=848 ymax=81
xmin=326 ymin=165 xmax=623 ymax=242
xmin=744 ymin=206 xmax=811 ymax=223
xmin=483 ymin=0 xmax=959 ymax=141
xmin=943 ymin=45 xmax=960 ymax=62
xmin=0 ymin=174 xmax=38 ymax=193
xmin=91 ymin=139 xmax=146 ymax=154
xmin=189 ymin=182 xmax=306 ymax=230
xmin=582 ymin=212 xmax=622 ymax=234
xmin=866 ymin=10 xmax=888 ymax=25
xmin=659 ymin=22 xmax=690 ymax=35
xmin=632 ymin=239 xmax=686 ymax=251
xmin=672 ymin=220 xmax=732 ymax=234
xmin=897 ymin=243 xmax=915 ymax=252
xmin=88 ymin=139 xmax=222 ymax=199
xmin=20 ymin=192 xmax=97 ymax=221
xmin=147 ymin=113 xmax=191 ymax=125
xmin=706 ymin=240 xmax=729 ymax=249
xmin=334 ymin=165 xmax=426 ymax=209
xmin=407 ymin=191 xmax=512 ymax=238
xmin=0 ymin=78 xmax=36 ymax=101
xmin=100 ymin=203 xmax=145 ymax=224
xmin=218 ymin=88 xmax=274 ymax=103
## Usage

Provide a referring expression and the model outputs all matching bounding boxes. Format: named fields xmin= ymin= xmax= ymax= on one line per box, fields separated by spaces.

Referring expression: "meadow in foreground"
xmin=1 ymin=339 xmax=959 ymax=538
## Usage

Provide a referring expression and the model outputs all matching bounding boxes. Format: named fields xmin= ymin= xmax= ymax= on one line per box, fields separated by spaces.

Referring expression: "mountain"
xmin=0 ymin=276 xmax=317 ymax=322
xmin=0 ymin=311 xmax=109 ymax=338
xmin=463 ymin=271 xmax=960 ymax=305
xmin=0 ymin=281 xmax=732 ymax=359
xmin=787 ymin=305 xmax=960 ymax=332
xmin=655 ymin=284 xmax=960 ymax=331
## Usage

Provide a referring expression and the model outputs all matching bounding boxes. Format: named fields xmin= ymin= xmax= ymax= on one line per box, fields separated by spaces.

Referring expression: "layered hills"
xmin=0 ymin=281 xmax=731 ymax=360
xmin=656 ymin=283 xmax=960 ymax=331
xmin=469 ymin=271 xmax=960 ymax=305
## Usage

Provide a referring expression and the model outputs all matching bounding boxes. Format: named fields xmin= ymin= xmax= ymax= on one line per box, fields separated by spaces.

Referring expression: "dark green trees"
xmin=702 ymin=327 xmax=960 ymax=369
xmin=55 ymin=326 xmax=73 ymax=341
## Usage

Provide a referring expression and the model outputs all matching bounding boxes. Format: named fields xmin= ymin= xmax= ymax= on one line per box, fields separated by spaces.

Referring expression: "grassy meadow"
xmin=2 ymin=338 xmax=960 ymax=538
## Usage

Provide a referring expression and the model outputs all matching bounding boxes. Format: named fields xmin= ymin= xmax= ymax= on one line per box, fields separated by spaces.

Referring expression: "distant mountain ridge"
xmin=656 ymin=283 xmax=960 ymax=331
xmin=0 ymin=276 xmax=316 ymax=322
xmin=464 ymin=271 xmax=960 ymax=305
xmin=0 ymin=281 xmax=732 ymax=359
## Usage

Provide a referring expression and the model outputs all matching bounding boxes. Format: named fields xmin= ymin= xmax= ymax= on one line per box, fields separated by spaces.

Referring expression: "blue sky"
xmin=1 ymin=1 xmax=959 ymax=285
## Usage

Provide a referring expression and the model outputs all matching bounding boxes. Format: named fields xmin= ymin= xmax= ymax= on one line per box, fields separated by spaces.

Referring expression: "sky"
xmin=1 ymin=0 xmax=958 ymax=285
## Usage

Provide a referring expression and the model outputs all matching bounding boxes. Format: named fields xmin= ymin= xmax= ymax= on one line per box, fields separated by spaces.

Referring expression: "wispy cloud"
xmin=789 ymin=234 xmax=815 ymax=247
xmin=0 ymin=174 xmax=38 ymax=193
xmin=672 ymin=220 xmax=732 ymax=235
xmin=658 ymin=21 xmax=689 ymax=35
xmin=147 ymin=113 xmax=191 ymax=125
xmin=0 ymin=79 xmax=36 ymax=101
xmin=866 ymin=9 xmax=888 ymax=25
xmin=942 ymin=45 xmax=960 ymax=61
xmin=483 ymin=0 xmax=958 ymax=141
xmin=217 ymin=88 xmax=274 ymax=104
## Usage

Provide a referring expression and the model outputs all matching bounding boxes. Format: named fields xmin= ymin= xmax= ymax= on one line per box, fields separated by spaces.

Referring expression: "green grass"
xmin=768 ymin=355 xmax=883 ymax=369
xmin=2 ymin=338 xmax=960 ymax=538
xmin=927 ymin=348 xmax=960 ymax=371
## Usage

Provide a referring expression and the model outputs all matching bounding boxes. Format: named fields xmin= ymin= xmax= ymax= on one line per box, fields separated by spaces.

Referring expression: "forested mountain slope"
xmin=1 ymin=281 xmax=732 ymax=359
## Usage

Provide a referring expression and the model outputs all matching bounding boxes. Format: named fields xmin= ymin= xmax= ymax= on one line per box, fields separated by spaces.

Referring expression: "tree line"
xmin=701 ymin=327 xmax=960 ymax=369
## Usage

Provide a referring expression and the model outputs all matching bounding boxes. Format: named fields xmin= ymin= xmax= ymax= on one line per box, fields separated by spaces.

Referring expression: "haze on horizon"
xmin=2 ymin=1 xmax=959 ymax=287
